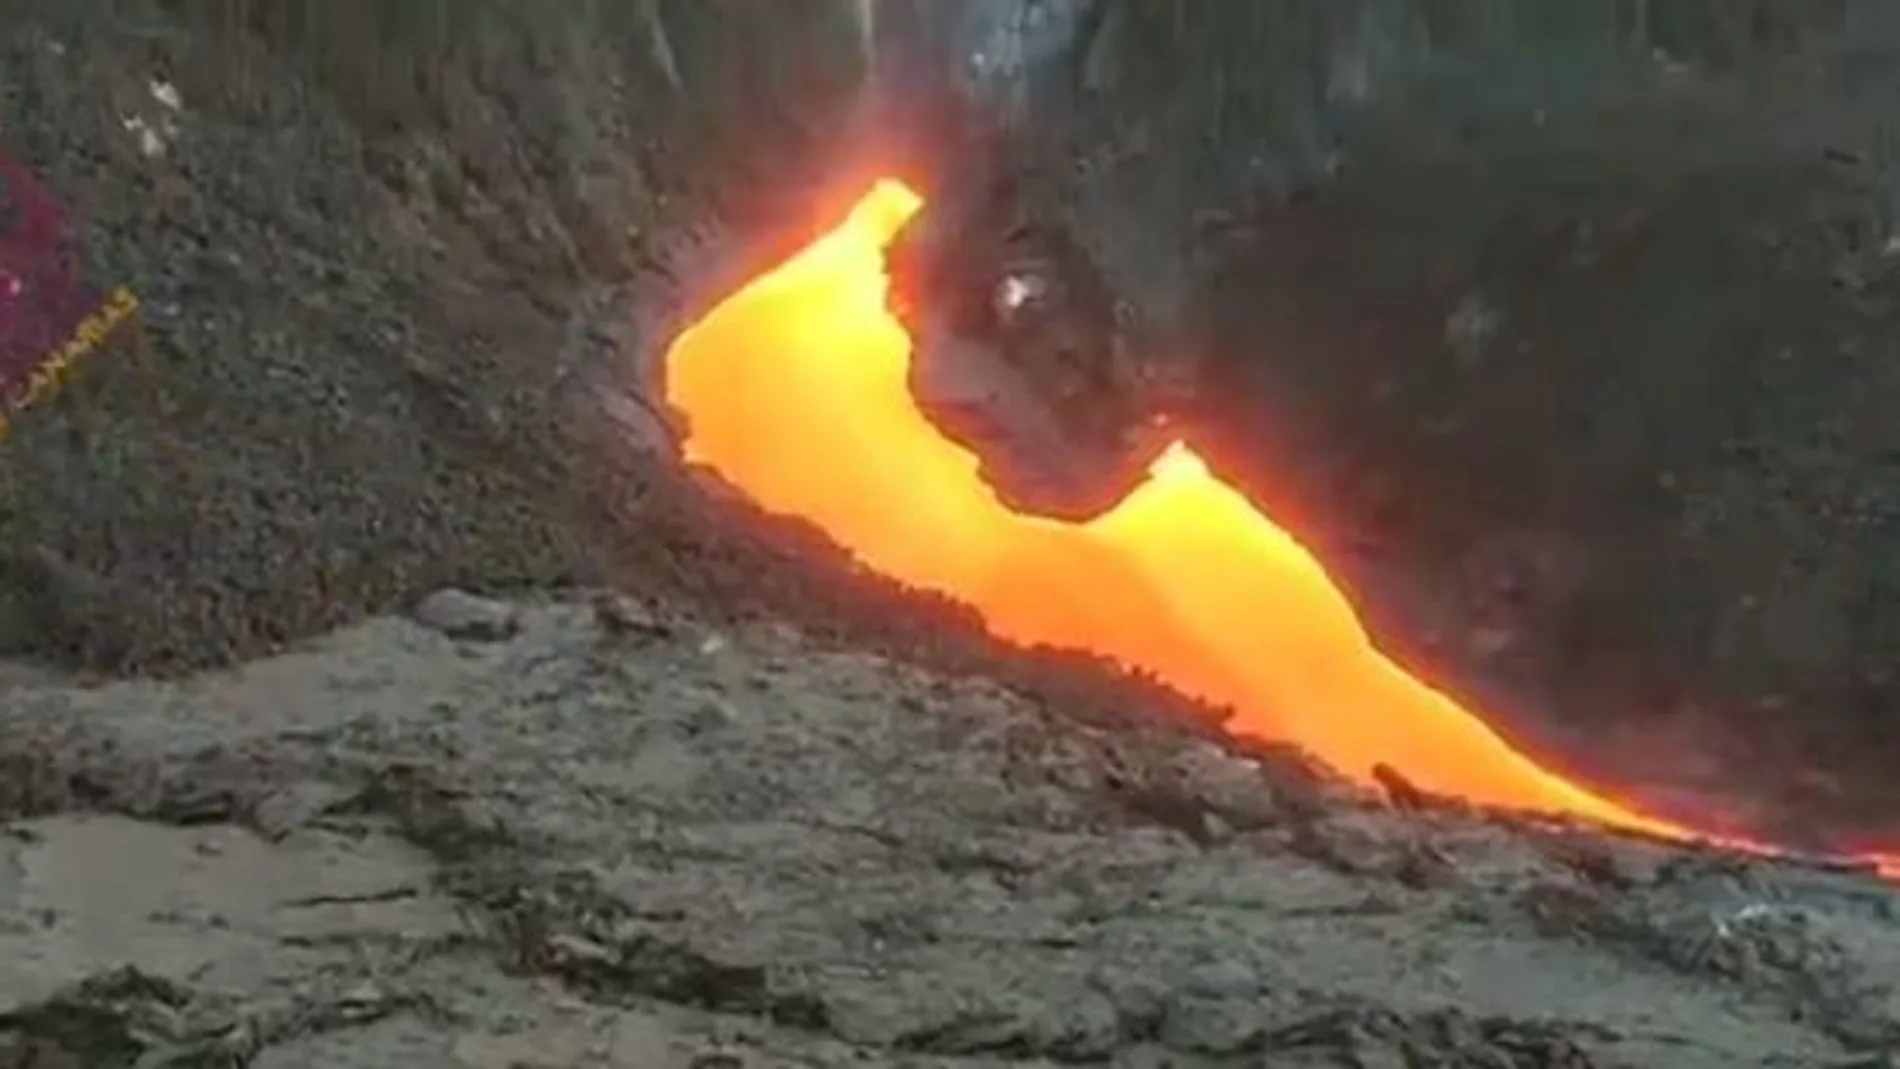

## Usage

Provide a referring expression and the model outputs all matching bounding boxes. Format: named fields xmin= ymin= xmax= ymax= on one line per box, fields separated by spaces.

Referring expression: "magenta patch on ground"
xmin=0 ymin=146 xmax=109 ymax=414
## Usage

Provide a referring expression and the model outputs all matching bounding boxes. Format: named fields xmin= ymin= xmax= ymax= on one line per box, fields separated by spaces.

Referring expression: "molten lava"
xmin=664 ymin=178 xmax=1896 ymax=875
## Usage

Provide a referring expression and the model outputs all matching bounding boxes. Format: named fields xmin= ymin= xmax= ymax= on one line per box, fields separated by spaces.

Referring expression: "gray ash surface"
xmin=3 ymin=594 xmax=1898 ymax=1067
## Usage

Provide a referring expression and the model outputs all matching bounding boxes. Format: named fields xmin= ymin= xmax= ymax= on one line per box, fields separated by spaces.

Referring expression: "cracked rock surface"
xmin=2 ymin=595 xmax=1896 ymax=1067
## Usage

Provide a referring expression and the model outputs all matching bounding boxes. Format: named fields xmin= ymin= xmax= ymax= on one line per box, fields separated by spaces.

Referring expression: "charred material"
xmin=885 ymin=164 xmax=1178 ymax=520
xmin=869 ymin=0 xmax=1360 ymax=517
xmin=863 ymin=1 xmax=1191 ymax=520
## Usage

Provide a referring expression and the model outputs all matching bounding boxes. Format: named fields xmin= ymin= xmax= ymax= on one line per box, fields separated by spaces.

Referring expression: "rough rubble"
xmin=1 ymin=591 xmax=1896 ymax=1068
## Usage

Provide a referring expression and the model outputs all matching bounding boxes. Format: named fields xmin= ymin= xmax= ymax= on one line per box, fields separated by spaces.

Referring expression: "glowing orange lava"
xmin=664 ymin=178 xmax=1898 ymax=877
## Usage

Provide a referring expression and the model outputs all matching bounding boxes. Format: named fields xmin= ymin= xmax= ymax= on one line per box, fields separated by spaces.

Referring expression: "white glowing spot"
xmin=149 ymin=79 xmax=182 ymax=110
xmin=993 ymin=273 xmax=1044 ymax=319
xmin=1148 ymin=440 xmax=1210 ymax=481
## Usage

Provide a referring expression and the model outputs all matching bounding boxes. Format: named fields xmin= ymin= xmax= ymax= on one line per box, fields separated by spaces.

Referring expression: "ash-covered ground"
xmin=3 ymin=592 xmax=1899 ymax=1068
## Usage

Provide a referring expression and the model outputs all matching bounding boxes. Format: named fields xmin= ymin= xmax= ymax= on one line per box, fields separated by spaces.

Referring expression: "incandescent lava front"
xmin=660 ymin=178 xmax=1899 ymax=878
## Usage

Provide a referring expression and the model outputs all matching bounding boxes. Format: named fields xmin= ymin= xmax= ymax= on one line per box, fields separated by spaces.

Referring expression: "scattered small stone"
xmin=683 ymin=696 xmax=736 ymax=735
xmin=249 ymin=781 xmax=355 ymax=841
xmin=1518 ymin=881 xmax=1616 ymax=940
xmin=589 ymin=589 xmax=671 ymax=639
xmin=411 ymin=588 xmax=521 ymax=642
xmin=1543 ymin=833 xmax=1646 ymax=891
xmin=1392 ymin=840 xmax=1464 ymax=890
xmin=1106 ymin=775 xmax=1222 ymax=846
xmin=1286 ymin=814 xmax=1410 ymax=877
xmin=1372 ymin=763 xmax=1430 ymax=812
xmin=1166 ymin=742 xmax=1283 ymax=830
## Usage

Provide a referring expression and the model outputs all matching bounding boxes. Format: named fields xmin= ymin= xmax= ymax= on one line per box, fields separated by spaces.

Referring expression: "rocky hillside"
xmin=3 ymin=592 xmax=1897 ymax=1067
xmin=0 ymin=0 xmax=869 ymax=671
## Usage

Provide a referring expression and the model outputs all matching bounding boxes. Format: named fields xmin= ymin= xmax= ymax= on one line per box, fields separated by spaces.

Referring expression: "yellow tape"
xmin=0 ymin=286 xmax=139 ymax=440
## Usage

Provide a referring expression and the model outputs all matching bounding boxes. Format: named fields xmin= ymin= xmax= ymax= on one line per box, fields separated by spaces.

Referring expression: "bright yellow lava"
xmin=664 ymin=178 xmax=1898 ymax=875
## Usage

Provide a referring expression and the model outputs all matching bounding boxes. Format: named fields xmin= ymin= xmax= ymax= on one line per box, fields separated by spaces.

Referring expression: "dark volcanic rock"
xmin=890 ymin=0 xmax=1900 ymax=847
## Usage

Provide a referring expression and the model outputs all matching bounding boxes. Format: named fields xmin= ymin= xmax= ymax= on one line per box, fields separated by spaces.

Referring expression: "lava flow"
xmin=664 ymin=178 xmax=1896 ymax=875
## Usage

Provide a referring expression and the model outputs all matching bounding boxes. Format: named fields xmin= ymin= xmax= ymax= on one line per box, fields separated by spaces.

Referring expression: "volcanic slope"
xmin=0 ymin=0 xmax=869 ymax=671
xmin=1 ymin=593 xmax=1897 ymax=1068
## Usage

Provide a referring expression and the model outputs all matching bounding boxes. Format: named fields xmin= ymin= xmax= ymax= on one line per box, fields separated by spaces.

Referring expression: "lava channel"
xmin=663 ymin=178 xmax=1898 ymax=877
